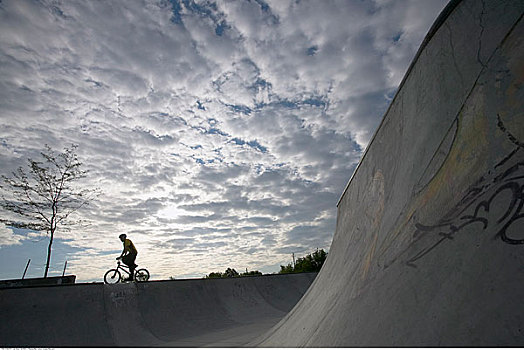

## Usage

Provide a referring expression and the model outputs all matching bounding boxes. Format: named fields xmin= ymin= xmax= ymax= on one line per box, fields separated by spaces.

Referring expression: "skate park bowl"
xmin=0 ymin=273 xmax=317 ymax=347
xmin=1 ymin=0 xmax=524 ymax=346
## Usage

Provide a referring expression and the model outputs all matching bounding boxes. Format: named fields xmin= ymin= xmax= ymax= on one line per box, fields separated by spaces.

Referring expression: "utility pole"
xmin=292 ymin=253 xmax=296 ymax=269
xmin=22 ymin=259 xmax=31 ymax=279
xmin=62 ymin=261 xmax=68 ymax=276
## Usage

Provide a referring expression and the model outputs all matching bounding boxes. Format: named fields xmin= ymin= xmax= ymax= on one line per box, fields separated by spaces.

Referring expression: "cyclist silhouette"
xmin=118 ymin=234 xmax=138 ymax=281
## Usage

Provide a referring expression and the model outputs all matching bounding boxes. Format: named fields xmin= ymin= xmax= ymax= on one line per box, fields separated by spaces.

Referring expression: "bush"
xmin=279 ymin=249 xmax=328 ymax=274
xmin=205 ymin=268 xmax=262 ymax=279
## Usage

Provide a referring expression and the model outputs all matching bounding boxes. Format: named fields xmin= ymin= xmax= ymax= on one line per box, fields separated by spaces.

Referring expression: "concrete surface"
xmin=0 ymin=272 xmax=316 ymax=347
xmin=0 ymin=275 xmax=76 ymax=288
xmin=253 ymin=0 xmax=524 ymax=346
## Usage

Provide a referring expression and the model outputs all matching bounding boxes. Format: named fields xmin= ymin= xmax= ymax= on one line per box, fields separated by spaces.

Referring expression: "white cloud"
xmin=0 ymin=226 xmax=24 ymax=247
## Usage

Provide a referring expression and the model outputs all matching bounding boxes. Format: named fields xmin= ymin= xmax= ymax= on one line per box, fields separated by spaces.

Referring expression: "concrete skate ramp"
xmin=0 ymin=273 xmax=317 ymax=347
xmin=254 ymin=0 xmax=524 ymax=347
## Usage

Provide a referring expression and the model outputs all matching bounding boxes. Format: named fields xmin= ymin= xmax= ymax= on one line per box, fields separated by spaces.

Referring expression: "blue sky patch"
xmin=207 ymin=128 xmax=228 ymax=136
xmin=393 ymin=32 xmax=403 ymax=42
xmin=230 ymin=137 xmax=267 ymax=153
xmin=168 ymin=0 xmax=183 ymax=24
xmin=303 ymin=98 xmax=326 ymax=108
xmin=247 ymin=140 xmax=267 ymax=153
xmin=254 ymin=0 xmax=270 ymax=13
xmin=307 ymin=46 xmax=319 ymax=56
xmin=0 ymin=229 xmax=86 ymax=280
xmin=215 ymin=21 xmax=229 ymax=36
xmin=275 ymin=100 xmax=298 ymax=109
xmin=226 ymin=104 xmax=252 ymax=115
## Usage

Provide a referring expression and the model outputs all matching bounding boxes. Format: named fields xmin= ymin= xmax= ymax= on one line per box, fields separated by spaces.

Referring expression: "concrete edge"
xmin=337 ymin=0 xmax=463 ymax=207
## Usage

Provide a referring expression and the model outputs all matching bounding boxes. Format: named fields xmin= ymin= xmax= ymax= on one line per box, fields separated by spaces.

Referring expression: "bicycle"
xmin=104 ymin=257 xmax=150 ymax=284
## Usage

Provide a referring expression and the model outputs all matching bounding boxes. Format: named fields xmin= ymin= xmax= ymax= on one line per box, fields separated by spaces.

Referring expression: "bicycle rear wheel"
xmin=104 ymin=269 xmax=121 ymax=284
xmin=135 ymin=268 xmax=150 ymax=282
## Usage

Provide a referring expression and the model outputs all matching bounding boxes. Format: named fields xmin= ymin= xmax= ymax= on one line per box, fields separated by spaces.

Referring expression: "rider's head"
xmin=119 ymin=233 xmax=127 ymax=242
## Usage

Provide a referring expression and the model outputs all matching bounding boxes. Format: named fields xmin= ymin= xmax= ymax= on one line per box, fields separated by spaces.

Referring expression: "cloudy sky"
xmin=0 ymin=0 xmax=448 ymax=282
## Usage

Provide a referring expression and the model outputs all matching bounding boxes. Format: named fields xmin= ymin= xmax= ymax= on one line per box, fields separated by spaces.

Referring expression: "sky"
xmin=0 ymin=0 xmax=448 ymax=282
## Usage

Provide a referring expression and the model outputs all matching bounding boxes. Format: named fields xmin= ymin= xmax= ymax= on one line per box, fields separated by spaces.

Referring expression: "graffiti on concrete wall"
xmin=406 ymin=116 xmax=523 ymax=267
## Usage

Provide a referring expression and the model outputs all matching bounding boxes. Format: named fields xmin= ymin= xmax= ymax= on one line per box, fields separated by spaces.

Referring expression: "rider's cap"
xmin=119 ymin=233 xmax=127 ymax=239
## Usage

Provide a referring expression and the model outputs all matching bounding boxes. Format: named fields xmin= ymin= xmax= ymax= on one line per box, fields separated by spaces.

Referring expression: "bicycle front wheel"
xmin=135 ymin=269 xmax=150 ymax=282
xmin=104 ymin=269 xmax=121 ymax=284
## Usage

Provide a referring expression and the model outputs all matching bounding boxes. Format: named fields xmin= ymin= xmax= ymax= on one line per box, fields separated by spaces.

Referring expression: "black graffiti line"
xmin=497 ymin=113 xmax=524 ymax=149
xmin=402 ymin=119 xmax=524 ymax=266
xmin=407 ymin=180 xmax=523 ymax=266
xmin=413 ymin=171 xmax=523 ymax=243
xmin=407 ymin=185 xmax=505 ymax=266
xmin=497 ymin=186 xmax=524 ymax=245
xmin=409 ymin=213 xmax=490 ymax=265
xmin=504 ymin=175 xmax=524 ymax=182
xmin=463 ymin=181 xmax=521 ymax=225
xmin=383 ymin=150 xmax=524 ymax=269
xmin=495 ymin=161 xmax=524 ymax=183
xmin=448 ymin=185 xmax=491 ymax=221
xmin=459 ymin=215 xmax=488 ymax=230
xmin=406 ymin=236 xmax=448 ymax=267
xmin=499 ymin=213 xmax=524 ymax=244
xmin=415 ymin=221 xmax=455 ymax=233
xmin=495 ymin=147 xmax=520 ymax=169
xmin=408 ymin=219 xmax=490 ymax=267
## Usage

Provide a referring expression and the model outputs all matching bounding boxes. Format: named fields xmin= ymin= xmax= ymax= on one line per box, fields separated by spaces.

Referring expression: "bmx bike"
xmin=104 ymin=258 xmax=150 ymax=284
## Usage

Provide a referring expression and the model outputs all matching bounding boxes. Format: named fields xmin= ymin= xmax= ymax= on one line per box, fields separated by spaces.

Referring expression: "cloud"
xmin=0 ymin=226 xmax=24 ymax=247
xmin=0 ymin=0 xmax=448 ymax=281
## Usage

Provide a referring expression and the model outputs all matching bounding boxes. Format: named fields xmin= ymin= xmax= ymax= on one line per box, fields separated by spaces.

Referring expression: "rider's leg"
xmin=122 ymin=254 xmax=134 ymax=281
xmin=128 ymin=253 xmax=137 ymax=280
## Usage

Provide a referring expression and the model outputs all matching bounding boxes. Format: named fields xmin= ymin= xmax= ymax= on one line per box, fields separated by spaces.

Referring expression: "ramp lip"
xmin=0 ymin=281 xmax=104 ymax=290
xmin=337 ymin=0 xmax=463 ymax=207
xmin=0 ymin=272 xmax=318 ymax=290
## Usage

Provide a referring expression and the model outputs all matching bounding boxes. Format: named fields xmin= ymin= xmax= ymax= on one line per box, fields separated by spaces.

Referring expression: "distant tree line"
xmin=202 ymin=249 xmax=328 ymax=279
xmin=279 ymin=249 xmax=328 ymax=274
xmin=205 ymin=267 xmax=263 ymax=279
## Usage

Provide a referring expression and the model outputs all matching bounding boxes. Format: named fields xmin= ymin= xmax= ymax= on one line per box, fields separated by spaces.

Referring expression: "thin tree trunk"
xmin=45 ymin=204 xmax=57 ymax=278
xmin=44 ymin=229 xmax=54 ymax=278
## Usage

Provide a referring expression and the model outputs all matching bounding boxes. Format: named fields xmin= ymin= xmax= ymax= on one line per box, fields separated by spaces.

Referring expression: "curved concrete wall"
xmin=0 ymin=273 xmax=316 ymax=347
xmin=255 ymin=0 xmax=524 ymax=346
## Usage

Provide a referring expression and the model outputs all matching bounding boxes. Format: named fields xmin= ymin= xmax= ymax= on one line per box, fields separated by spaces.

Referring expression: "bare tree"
xmin=0 ymin=144 xmax=98 ymax=278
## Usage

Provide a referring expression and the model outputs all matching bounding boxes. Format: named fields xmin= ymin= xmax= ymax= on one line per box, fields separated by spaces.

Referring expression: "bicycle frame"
xmin=115 ymin=260 xmax=133 ymax=278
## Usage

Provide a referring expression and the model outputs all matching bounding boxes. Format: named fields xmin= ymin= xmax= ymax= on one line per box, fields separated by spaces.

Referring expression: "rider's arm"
xmin=119 ymin=240 xmax=129 ymax=258
xmin=118 ymin=246 xmax=126 ymax=259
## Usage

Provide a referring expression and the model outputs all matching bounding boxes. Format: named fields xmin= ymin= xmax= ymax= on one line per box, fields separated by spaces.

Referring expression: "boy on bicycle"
xmin=118 ymin=234 xmax=138 ymax=281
